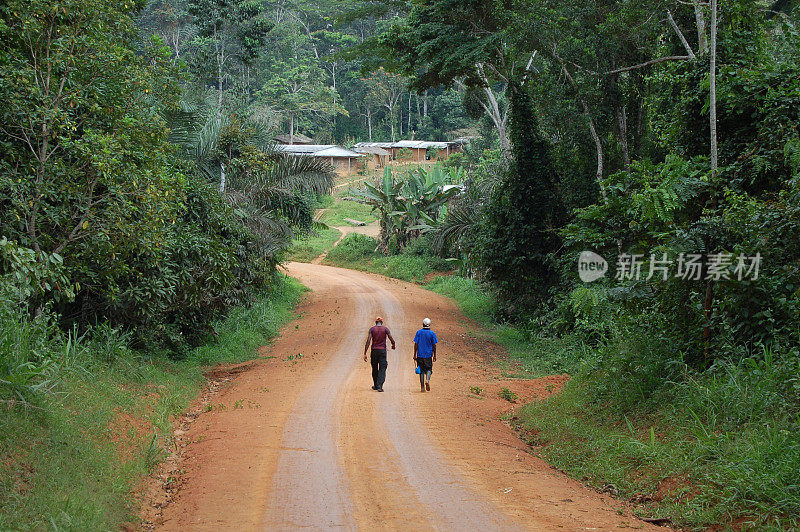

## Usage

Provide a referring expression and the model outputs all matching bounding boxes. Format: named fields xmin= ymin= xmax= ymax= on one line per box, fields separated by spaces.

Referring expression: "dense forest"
xmin=1 ymin=0 xmax=799 ymax=529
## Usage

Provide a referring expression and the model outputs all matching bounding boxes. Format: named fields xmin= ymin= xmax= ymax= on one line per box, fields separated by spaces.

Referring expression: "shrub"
xmin=498 ymin=387 xmax=518 ymax=403
xmin=325 ymin=234 xmax=378 ymax=263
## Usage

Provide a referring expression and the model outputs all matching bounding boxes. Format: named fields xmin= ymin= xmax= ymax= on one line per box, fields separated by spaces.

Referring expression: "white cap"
xmin=422 ymin=318 xmax=431 ymax=327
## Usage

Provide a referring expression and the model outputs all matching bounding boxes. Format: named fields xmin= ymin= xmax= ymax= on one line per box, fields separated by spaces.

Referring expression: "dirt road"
xmin=149 ymin=263 xmax=663 ymax=531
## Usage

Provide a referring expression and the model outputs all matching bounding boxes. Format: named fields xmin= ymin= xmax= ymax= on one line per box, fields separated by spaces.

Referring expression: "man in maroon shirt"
xmin=363 ymin=316 xmax=396 ymax=392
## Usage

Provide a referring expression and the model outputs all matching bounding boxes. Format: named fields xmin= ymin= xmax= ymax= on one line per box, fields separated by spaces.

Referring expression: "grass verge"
xmin=285 ymin=227 xmax=342 ymax=263
xmin=322 ymin=233 xmax=452 ymax=283
xmin=425 ymin=275 xmax=586 ymax=376
xmin=318 ymin=194 xmax=377 ymax=227
xmin=0 ymin=275 xmax=305 ymax=530
xmin=424 ymin=275 xmax=799 ymax=529
xmin=517 ymin=345 xmax=800 ymax=530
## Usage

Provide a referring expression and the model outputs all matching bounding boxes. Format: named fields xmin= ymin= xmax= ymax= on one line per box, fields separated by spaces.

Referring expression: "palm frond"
xmin=432 ymin=200 xmax=479 ymax=255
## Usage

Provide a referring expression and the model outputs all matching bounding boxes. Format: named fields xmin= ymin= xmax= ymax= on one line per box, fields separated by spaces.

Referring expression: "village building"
xmin=353 ymin=145 xmax=391 ymax=169
xmin=272 ymin=133 xmax=313 ymax=145
xmin=274 ymin=144 xmax=365 ymax=174
xmin=353 ymin=140 xmax=466 ymax=162
xmin=274 ymin=137 xmax=473 ymax=174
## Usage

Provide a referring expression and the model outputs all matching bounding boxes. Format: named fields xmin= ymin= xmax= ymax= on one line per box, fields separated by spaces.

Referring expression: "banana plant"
xmin=348 ymin=165 xmax=461 ymax=252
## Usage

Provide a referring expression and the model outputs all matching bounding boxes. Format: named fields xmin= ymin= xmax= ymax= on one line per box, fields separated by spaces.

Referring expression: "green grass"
xmin=322 ymin=233 xmax=452 ymax=283
xmin=425 ymin=275 xmax=586 ymax=376
xmin=285 ymin=227 xmax=342 ymax=263
xmin=425 ymin=275 xmax=800 ymax=529
xmin=424 ymin=275 xmax=496 ymax=323
xmin=0 ymin=276 xmax=305 ymax=530
xmin=317 ymin=198 xmax=377 ymax=227
xmin=516 ymin=342 xmax=800 ymax=530
xmin=315 ymin=194 xmax=335 ymax=209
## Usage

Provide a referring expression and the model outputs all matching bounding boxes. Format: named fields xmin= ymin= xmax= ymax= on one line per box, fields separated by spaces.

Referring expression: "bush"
xmin=520 ymin=343 xmax=800 ymax=529
xmin=442 ymin=151 xmax=466 ymax=169
xmin=325 ymin=234 xmax=377 ymax=263
xmin=323 ymin=234 xmax=454 ymax=283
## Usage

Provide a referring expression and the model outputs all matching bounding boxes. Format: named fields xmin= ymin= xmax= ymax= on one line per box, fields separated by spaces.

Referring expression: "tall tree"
xmin=189 ymin=0 xmax=272 ymax=114
xmin=0 ymin=0 xmax=180 ymax=256
xmin=480 ymin=81 xmax=566 ymax=311
xmin=260 ymin=59 xmax=347 ymax=141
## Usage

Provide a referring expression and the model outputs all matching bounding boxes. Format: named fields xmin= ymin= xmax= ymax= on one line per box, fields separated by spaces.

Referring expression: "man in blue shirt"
xmin=413 ymin=317 xmax=438 ymax=392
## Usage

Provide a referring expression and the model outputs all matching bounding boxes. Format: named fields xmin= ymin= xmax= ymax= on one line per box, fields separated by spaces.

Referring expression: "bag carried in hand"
xmin=414 ymin=366 xmax=421 ymax=374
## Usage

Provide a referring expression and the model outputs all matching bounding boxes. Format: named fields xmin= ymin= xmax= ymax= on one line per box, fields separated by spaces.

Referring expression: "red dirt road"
xmin=148 ymin=263 xmax=664 ymax=531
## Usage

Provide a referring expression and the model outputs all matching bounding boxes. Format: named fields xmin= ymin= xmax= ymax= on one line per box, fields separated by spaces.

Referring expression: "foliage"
xmin=498 ymin=387 xmax=518 ymax=403
xmin=0 ymin=277 xmax=304 ymax=529
xmin=479 ymin=83 xmax=566 ymax=313
xmin=519 ymin=341 xmax=800 ymax=530
xmin=0 ymin=239 xmax=76 ymax=312
xmin=222 ymin=124 xmax=336 ymax=257
xmin=286 ymin=227 xmax=341 ymax=263
xmin=0 ymin=0 xmax=337 ymax=351
xmin=139 ymin=0 xmax=473 ymax=144
xmin=259 ymin=58 xmax=347 ymax=138
xmin=403 ymin=6 xmax=800 ymax=526
xmin=323 ymin=234 xmax=451 ymax=283
xmin=347 ymin=165 xmax=461 ymax=252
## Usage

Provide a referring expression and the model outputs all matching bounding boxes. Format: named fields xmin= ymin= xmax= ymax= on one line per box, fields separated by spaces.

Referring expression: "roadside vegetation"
xmin=426 ymin=276 xmax=586 ymax=377
xmin=285 ymin=226 xmax=342 ymax=263
xmin=0 ymin=1 xmax=323 ymax=528
xmin=519 ymin=344 xmax=800 ymax=530
xmin=316 ymin=196 xmax=378 ymax=227
xmin=0 ymin=276 xmax=304 ymax=529
xmin=429 ymin=273 xmax=799 ymax=528
xmin=324 ymin=234 xmax=452 ymax=283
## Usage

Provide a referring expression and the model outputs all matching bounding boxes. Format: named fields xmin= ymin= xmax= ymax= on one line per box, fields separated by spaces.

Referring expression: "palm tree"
xmin=164 ymin=100 xmax=335 ymax=260
xmin=226 ymin=148 xmax=335 ymax=259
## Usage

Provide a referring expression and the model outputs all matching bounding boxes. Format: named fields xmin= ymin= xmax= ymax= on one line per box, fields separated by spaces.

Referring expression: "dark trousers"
xmin=370 ymin=349 xmax=388 ymax=388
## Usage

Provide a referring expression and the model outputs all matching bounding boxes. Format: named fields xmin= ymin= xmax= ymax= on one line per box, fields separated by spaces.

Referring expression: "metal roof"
xmin=314 ymin=146 xmax=364 ymax=158
xmin=356 ymin=140 xmax=454 ymax=150
xmin=353 ymin=141 xmax=395 ymax=148
xmin=283 ymin=139 xmax=456 ymax=155
xmin=274 ymin=144 xmax=336 ymax=154
xmin=353 ymin=146 xmax=391 ymax=156
xmin=274 ymin=144 xmax=363 ymax=158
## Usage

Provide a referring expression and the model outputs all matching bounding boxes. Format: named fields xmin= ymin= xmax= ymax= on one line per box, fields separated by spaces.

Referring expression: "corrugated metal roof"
xmin=420 ymin=141 xmax=451 ymax=149
xmin=392 ymin=140 xmax=426 ymax=148
xmin=314 ymin=147 xmax=365 ymax=158
xmin=354 ymin=146 xmax=391 ymax=156
xmin=275 ymin=144 xmax=363 ymax=158
xmin=391 ymin=140 xmax=448 ymax=149
xmin=355 ymin=140 xmax=454 ymax=149
xmin=274 ymin=144 xmax=336 ymax=154
xmin=354 ymin=141 xmax=395 ymax=148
